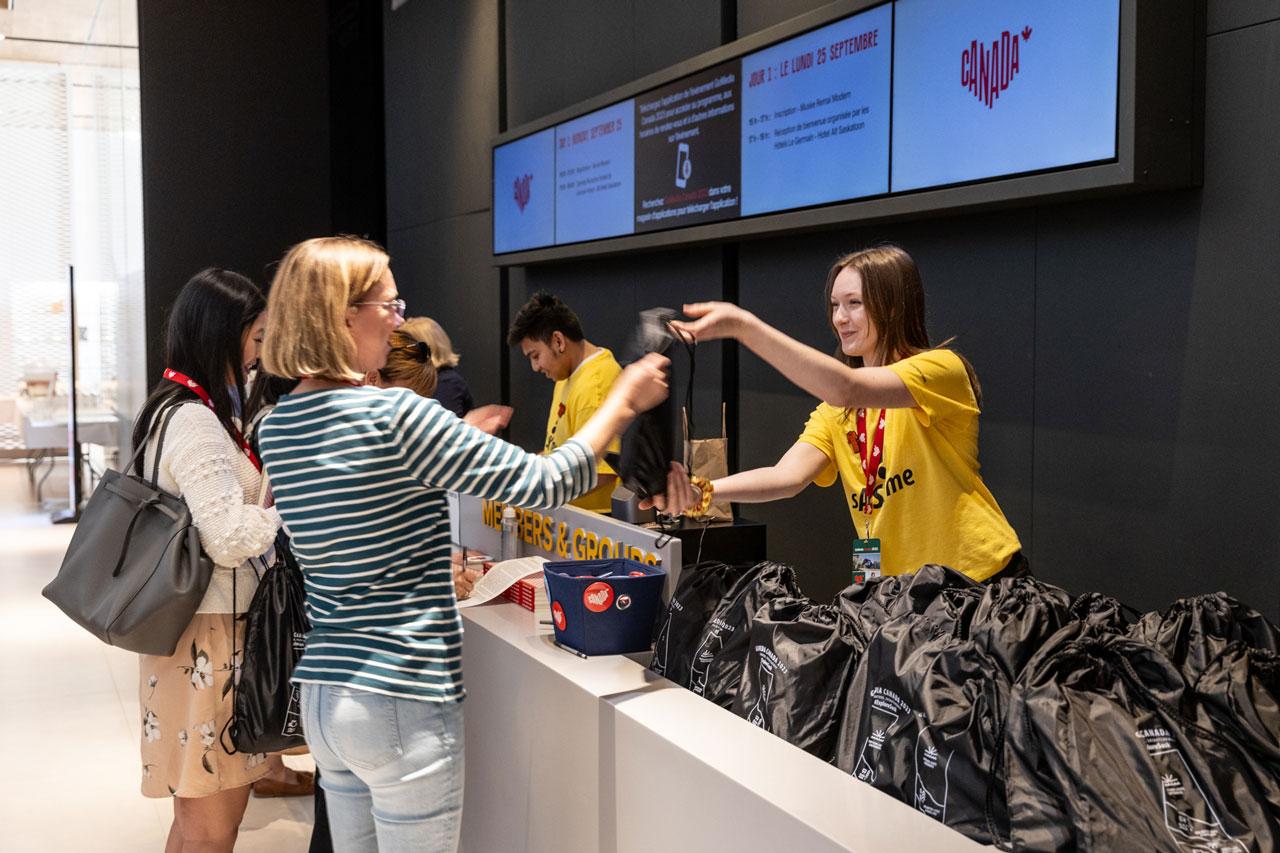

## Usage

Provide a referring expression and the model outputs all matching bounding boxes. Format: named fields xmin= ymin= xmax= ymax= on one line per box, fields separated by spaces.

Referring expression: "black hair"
xmin=506 ymin=291 xmax=585 ymax=347
xmin=130 ymin=268 xmax=266 ymax=473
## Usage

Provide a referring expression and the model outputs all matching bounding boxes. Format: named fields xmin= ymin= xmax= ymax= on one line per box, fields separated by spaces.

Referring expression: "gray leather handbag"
xmin=43 ymin=403 xmax=215 ymax=656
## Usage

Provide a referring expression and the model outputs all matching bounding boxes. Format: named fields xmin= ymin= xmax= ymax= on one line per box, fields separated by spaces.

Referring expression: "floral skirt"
xmin=139 ymin=613 xmax=270 ymax=798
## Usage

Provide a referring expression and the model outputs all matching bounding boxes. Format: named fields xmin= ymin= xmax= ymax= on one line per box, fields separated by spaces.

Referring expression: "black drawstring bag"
xmin=1192 ymin=642 xmax=1280 ymax=819
xmin=1067 ymin=590 xmax=1142 ymax=637
xmin=835 ymin=583 xmax=996 ymax=839
xmin=1195 ymin=642 xmax=1280 ymax=765
xmin=650 ymin=560 xmax=755 ymax=686
xmin=969 ymin=576 xmax=1073 ymax=682
xmin=614 ymin=307 xmax=698 ymax=500
xmin=836 ymin=564 xmax=979 ymax=645
xmin=1129 ymin=592 xmax=1280 ymax=684
xmin=688 ymin=561 xmax=802 ymax=708
xmin=1001 ymin=634 xmax=1279 ymax=852
xmin=225 ymin=531 xmax=310 ymax=754
xmin=733 ymin=596 xmax=865 ymax=762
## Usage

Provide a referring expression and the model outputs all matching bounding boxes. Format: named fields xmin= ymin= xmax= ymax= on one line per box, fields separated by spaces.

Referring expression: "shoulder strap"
xmin=139 ymin=403 xmax=187 ymax=487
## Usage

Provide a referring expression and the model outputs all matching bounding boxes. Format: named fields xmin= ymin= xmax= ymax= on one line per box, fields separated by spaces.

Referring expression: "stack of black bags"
xmin=650 ymin=562 xmax=1280 ymax=850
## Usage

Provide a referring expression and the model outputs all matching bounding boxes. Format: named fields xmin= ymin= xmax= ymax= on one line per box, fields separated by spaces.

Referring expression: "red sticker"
xmin=583 ymin=581 xmax=614 ymax=613
xmin=628 ymin=571 xmax=645 ymax=577
xmin=551 ymin=601 xmax=566 ymax=631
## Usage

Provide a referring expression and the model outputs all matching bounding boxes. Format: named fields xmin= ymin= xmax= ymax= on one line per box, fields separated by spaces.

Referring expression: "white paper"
xmin=455 ymin=556 xmax=548 ymax=608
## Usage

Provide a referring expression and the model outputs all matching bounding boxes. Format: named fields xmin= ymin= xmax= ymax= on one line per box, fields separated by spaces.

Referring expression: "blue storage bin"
xmin=543 ymin=558 xmax=667 ymax=656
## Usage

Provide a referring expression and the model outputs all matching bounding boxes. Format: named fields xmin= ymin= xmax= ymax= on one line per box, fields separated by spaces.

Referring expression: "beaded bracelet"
xmin=686 ymin=475 xmax=715 ymax=518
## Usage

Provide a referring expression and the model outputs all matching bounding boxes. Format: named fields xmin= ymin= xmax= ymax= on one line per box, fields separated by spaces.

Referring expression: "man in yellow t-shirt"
xmin=508 ymin=292 xmax=621 ymax=512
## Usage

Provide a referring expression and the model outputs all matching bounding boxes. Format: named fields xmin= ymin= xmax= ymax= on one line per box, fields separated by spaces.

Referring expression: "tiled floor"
xmin=0 ymin=465 xmax=315 ymax=851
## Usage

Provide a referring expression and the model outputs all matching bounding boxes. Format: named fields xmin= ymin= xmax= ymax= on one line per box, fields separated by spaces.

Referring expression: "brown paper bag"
xmin=683 ymin=405 xmax=733 ymax=522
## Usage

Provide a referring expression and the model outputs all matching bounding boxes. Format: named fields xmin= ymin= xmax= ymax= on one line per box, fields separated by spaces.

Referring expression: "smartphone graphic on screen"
xmin=675 ymin=142 xmax=691 ymax=189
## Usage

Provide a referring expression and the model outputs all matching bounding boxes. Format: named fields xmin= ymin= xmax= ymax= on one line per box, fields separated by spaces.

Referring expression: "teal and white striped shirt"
xmin=258 ymin=386 xmax=596 ymax=702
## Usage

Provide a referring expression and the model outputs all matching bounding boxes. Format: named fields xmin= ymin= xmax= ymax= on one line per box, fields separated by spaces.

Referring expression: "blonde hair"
xmin=415 ymin=316 xmax=461 ymax=368
xmin=379 ymin=318 xmax=439 ymax=397
xmin=261 ymin=236 xmax=390 ymax=382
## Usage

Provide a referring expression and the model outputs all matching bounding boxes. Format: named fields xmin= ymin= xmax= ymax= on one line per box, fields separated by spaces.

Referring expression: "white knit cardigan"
xmin=142 ymin=403 xmax=281 ymax=613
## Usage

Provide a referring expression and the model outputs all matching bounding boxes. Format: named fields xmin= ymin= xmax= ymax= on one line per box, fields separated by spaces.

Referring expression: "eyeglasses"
xmin=353 ymin=298 xmax=407 ymax=316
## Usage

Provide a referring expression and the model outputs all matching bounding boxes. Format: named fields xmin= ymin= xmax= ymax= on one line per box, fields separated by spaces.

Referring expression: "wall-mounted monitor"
xmin=492 ymin=0 xmax=1200 ymax=265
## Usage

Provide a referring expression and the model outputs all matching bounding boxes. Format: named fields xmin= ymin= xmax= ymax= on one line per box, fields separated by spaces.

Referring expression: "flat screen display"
xmin=634 ymin=65 xmax=742 ymax=233
xmin=554 ymin=99 xmax=636 ymax=244
xmin=891 ymin=0 xmax=1120 ymax=192
xmin=492 ymin=0 xmax=1122 ymax=255
xmin=493 ymin=127 xmax=555 ymax=254
xmin=739 ymin=4 xmax=892 ymax=215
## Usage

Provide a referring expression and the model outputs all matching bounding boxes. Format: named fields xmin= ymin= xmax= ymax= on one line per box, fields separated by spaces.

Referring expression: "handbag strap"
xmin=110 ymin=404 xmax=189 ymax=578
xmin=129 ymin=401 xmax=186 ymax=484
xmin=149 ymin=403 xmax=186 ymax=487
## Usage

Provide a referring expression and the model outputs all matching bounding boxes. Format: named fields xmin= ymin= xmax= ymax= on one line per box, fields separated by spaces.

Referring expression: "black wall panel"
xmin=138 ymin=0 xmax=332 ymax=380
xmin=1208 ymin=0 xmax=1279 ymax=34
xmin=387 ymin=211 xmax=503 ymax=407
xmin=385 ymin=0 xmax=498 ymax=230
xmin=737 ymin=0 xmax=831 ymax=41
xmin=505 ymin=0 xmax=723 ymax=127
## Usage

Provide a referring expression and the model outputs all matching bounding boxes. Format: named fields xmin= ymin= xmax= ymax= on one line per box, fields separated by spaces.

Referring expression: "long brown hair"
xmin=823 ymin=244 xmax=982 ymax=408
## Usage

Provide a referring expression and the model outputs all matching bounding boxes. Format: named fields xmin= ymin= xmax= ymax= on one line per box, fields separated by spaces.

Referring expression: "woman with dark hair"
xmin=670 ymin=245 xmax=1023 ymax=583
xmin=133 ymin=268 xmax=283 ymax=852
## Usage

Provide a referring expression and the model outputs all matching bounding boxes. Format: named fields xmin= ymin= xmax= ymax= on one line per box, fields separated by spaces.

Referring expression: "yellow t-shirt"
xmin=797 ymin=349 xmax=1020 ymax=581
xmin=545 ymin=348 xmax=621 ymax=512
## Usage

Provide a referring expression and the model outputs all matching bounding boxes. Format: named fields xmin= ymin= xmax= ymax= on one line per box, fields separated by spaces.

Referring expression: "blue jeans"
xmin=300 ymin=683 xmax=464 ymax=853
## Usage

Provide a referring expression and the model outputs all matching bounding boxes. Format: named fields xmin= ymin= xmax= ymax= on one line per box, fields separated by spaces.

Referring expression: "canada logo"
xmin=583 ymin=581 xmax=614 ymax=613
xmin=551 ymin=601 xmax=566 ymax=631
xmin=514 ymin=173 xmax=533 ymax=212
xmin=961 ymin=26 xmax=1031 ymax=109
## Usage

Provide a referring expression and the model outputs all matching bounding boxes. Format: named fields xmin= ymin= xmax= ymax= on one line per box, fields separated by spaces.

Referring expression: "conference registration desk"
xmin=451 ymin=495 xmax=983 ymax=853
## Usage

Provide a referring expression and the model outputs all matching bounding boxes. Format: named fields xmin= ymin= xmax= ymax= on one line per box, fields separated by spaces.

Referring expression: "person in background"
xmin=132 ymin=269 xmax=281 ymax=852
xmin=507 ymin=291 xmax=622 ymax=513
xmin=411 ymin=316 xmax=476 ymax=417
xmin=256 ymin=236 xmax=690 ymax=852
xmin=372 ymin=320 xmax=513 ymax=600
xmin=669 ymin=245 xmax=1025 ymax=584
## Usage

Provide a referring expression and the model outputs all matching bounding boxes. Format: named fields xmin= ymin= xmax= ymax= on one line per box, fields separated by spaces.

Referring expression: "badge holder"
xmin=852 ymin=536 xmax=882 ymax=585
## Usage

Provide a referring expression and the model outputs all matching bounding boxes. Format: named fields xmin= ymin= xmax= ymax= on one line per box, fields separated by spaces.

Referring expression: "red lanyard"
xmin=163 ymin=368 xmax=261 ymax=472
xmin=854 ymin=407 xmax=886 ymax=522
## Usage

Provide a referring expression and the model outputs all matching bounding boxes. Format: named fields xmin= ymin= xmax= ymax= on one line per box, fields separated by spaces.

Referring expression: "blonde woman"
xmin=256 ymin=236 xmax=690 ymax=851
xmin=415 ymin=316 xmax=475 ymax=416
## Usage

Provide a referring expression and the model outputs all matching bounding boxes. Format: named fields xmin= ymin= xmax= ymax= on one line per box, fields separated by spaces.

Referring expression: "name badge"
xmin=852 ymin=537 xmax=882 ymax=585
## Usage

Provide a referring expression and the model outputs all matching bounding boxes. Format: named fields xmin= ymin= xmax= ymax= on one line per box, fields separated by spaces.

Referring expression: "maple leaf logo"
xmin=513 ymin=174 xmax=533 ymax=212
xmin=1022 ymin=25 xmax=1032 ymax=41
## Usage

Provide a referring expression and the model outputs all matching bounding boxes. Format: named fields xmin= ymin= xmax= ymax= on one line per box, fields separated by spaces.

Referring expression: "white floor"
xmin=0 ymin=464 xmax=315 ymax=851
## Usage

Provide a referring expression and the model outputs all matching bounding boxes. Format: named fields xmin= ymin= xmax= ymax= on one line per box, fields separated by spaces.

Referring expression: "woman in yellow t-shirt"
xmin=671 ymin=245 xmax=1023 ymax=583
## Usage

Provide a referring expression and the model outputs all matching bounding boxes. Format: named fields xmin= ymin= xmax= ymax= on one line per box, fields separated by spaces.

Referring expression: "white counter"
xmin=459 ymin=600 xmax=986 ymax=853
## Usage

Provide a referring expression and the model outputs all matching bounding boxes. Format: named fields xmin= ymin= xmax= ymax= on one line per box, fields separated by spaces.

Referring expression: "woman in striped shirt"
xmin=257 ymin=236 xmax=684 ymax=852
